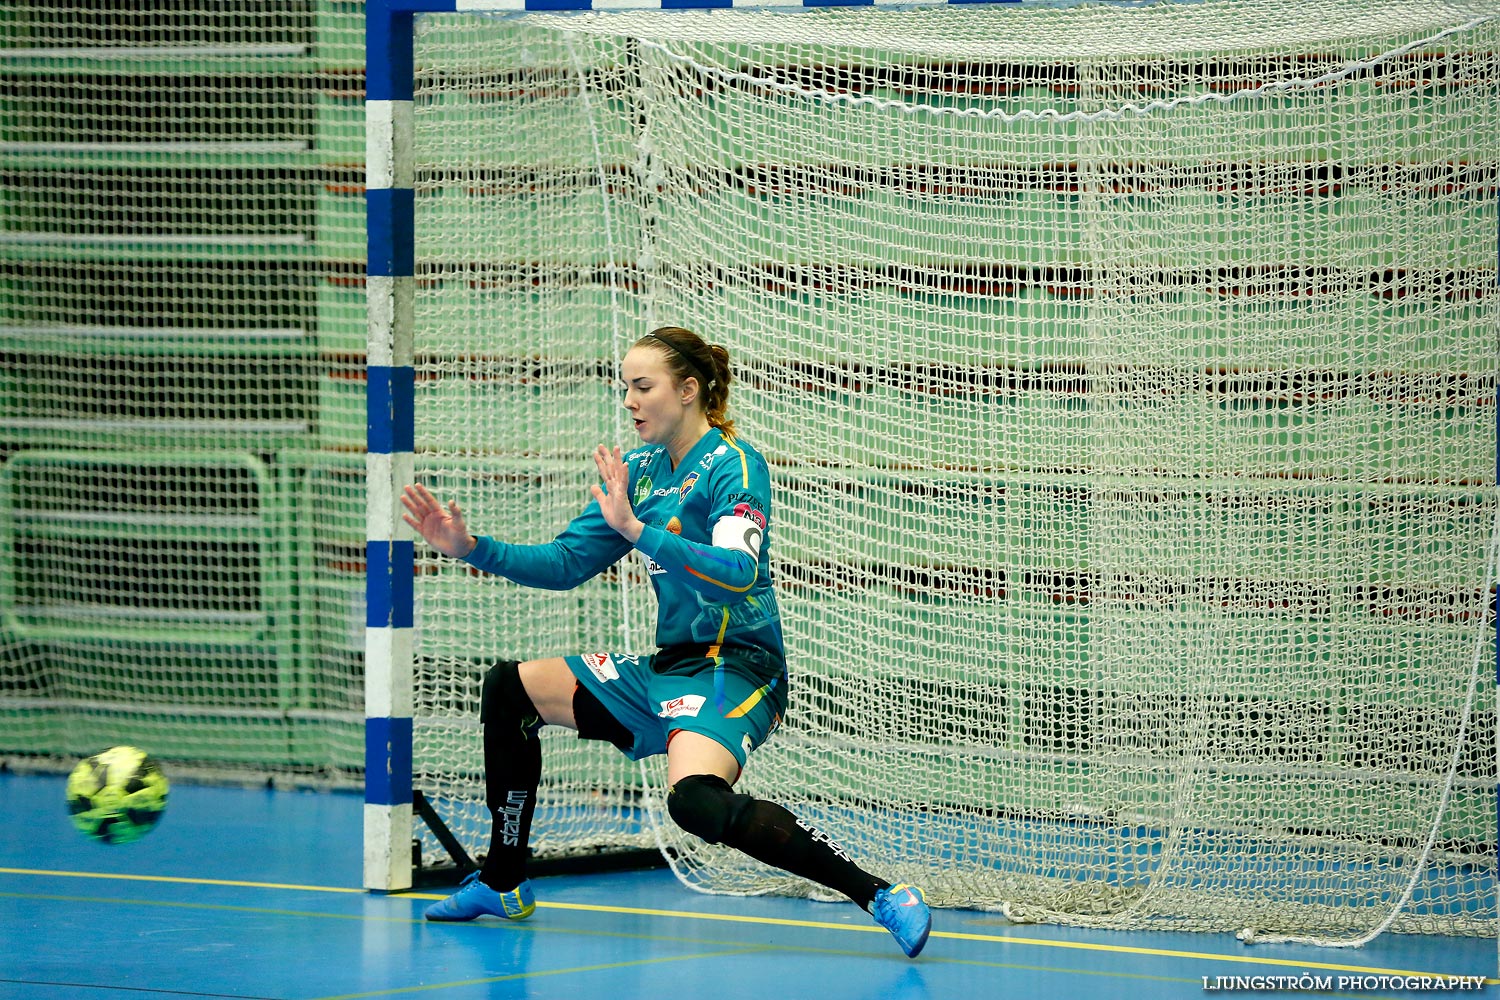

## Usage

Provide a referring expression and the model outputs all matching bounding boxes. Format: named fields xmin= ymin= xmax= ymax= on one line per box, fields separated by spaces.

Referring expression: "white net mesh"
xmin=410 ymin=0 xmax=1498 ymax=939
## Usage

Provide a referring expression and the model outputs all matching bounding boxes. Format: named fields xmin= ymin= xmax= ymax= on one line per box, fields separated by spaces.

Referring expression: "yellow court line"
xmin=4 ymin=866 xmax=1492 ymax=984
xmin=0 ymin=866 xmax=364 ymax=895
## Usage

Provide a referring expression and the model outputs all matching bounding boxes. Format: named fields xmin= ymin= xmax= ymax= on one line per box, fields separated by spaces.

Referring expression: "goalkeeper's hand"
xmin=400 ymin=483 xmax=477 ymax=558
xmin=590 ymin=444 xmax=643 ymax=544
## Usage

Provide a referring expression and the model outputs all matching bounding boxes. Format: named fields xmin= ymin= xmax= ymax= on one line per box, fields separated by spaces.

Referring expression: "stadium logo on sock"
xmin=795 ymin=818 xmax=852 ymax=862
xmin=499 ymin=790 xmax=529 ymax=847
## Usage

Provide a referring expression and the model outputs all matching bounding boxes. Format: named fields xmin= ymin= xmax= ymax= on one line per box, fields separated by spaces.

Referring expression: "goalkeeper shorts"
xmin=565 ymin=645 xmax=786 ymax=768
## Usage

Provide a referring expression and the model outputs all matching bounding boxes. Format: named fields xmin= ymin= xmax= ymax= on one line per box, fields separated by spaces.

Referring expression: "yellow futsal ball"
xmin=66 ymin=746 xmax=169 ymax=845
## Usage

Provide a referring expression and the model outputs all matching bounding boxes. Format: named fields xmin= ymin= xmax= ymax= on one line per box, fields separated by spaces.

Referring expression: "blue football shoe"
xmin=872 ymin=883 xmax=931 ymax=957
xmin=424 ymin=871 xmax=536 ymax=922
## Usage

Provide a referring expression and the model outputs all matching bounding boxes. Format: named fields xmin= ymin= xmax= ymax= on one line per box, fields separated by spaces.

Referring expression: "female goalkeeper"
xmin=400 ymin=325 xmax=932 ymax=958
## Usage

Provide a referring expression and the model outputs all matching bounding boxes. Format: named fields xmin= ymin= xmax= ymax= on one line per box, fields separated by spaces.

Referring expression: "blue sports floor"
xmin=0 ymin=770 xmax=1492 ymax=999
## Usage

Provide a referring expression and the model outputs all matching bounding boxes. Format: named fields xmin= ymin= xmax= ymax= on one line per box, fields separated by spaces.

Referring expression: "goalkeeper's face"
xmin=621 ymin=345 xmax=700 ymax=446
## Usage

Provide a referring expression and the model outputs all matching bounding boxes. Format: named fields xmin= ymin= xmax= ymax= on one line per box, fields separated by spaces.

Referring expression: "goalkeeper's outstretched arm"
xmin=400 ymin=481 xmax=630 ymax=590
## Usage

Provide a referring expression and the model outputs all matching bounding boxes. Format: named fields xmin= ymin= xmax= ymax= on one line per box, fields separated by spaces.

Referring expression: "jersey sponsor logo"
xmin=627 ymin=446 xmax=662 ymax=467
xmin=581 ymin=652 xmax=619 ymax=682
xmin=679 ymin=471 xmax=700 ymax=502
xmin=699 ymin=444 xmax=728 ymax=470
xmin=657 ymin=694 xmax=706 ymax=719
xmin=732 ymin=502 xmax=766 ymax=530
xmin=651 ymin=486 xmax=680 ymax=498
xmin=633 ymin=475 xmax=653 ymax=506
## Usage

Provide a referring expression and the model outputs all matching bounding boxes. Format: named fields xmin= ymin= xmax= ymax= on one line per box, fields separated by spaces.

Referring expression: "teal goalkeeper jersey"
xmin=461 ymin=428 xmax=784 ymax=660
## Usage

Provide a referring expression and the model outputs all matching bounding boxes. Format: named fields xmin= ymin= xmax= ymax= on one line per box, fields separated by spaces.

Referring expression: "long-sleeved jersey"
xmin=462 ymin=428 xmax=784 ymax=665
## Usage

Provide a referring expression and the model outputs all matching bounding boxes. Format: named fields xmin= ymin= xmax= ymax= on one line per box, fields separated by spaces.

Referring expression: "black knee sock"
xmin=477 ymin=661 xmax=542 ymax=892
xmin=729 ymin=799 xmax=889 ymax=911
xmin=669 ymin=775 xmax=889 ymax=910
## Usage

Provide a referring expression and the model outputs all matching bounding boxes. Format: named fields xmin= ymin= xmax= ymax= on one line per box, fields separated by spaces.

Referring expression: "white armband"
xmin=711 ymin=515 xmax=763 ymax=559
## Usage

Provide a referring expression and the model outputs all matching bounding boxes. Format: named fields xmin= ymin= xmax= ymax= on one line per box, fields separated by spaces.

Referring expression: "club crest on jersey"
xmin=657 ymin=694 xmax=706 ymax=719
xmin=633 ymin=475 xmax=652 ymax=506
xmin=666 ymin=516 xmax=682 ymax=534
xmin=679 ymin=472 xmax=699 ymax=503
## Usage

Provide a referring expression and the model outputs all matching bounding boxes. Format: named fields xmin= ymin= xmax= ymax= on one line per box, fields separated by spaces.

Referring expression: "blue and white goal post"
xmin=364 ymin=0 xmax=416 ymax=894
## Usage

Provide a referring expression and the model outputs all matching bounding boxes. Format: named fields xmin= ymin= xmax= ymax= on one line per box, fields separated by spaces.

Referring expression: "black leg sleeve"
xmin=669 ymin=774 xmax=889 ymax=911
xmin=477 ymin=660 xmax=543 ymax=892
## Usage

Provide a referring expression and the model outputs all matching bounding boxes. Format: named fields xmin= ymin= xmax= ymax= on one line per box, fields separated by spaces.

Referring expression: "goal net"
xmin=406 ymin=0 xmax=1499 ymax=941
